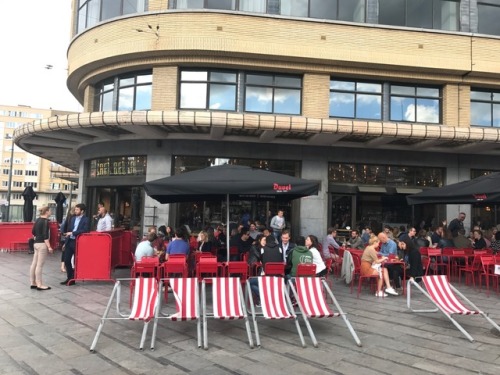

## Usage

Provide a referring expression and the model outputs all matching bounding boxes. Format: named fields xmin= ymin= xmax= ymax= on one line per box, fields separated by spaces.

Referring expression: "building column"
xmin=299 ymin=160 xmax=328 ymax=238
xmin=144 ymin=153 xmax=172 ymax=233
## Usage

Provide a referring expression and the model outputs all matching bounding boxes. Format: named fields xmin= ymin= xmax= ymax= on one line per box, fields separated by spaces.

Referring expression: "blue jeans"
xmin=249 ymin=278 xmax=260 ymax=302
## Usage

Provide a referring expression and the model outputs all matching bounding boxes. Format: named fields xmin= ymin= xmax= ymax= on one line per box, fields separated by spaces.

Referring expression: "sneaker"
xmin=255 ymin=302 xmax=261 ymax=308
xmin=375 ymin=291 xmax=388 ymax=297
xmin=385 ymin=287 xmax=399 ymax=296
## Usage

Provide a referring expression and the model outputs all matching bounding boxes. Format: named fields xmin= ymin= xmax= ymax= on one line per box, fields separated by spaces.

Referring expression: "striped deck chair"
xmin=407 ymin=275 xmax=500 ymax=342
xmin=246 ymin=276 xmax=305 ymax=347
xmin=288 ymin=277 xmax=362 ymax=347
xmin=202 ymin=277 xmax=254 ymax=349
xmin=90 ymin=278 xmax=159 ymax=352
xmin=150 ymin=277 xmax=201 ymax=349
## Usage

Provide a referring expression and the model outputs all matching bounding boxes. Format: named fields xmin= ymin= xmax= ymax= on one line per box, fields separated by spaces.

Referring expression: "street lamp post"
xmin=5 ymin=142 xmax=15 ymax=222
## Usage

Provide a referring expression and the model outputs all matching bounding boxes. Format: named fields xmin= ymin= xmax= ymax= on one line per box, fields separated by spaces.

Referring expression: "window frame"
xmin=389 ymin=83 xmax=441 ymax=124
xmin=470 ymin=88 xmax=500 ymax=127
xmin=95 ymin=71 xmax=152 ymax=111
xmin=329 ymin=79 xmax=383 ymax=120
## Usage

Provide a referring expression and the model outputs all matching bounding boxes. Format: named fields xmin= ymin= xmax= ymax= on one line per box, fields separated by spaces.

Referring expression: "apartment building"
xmin=1 ymin=105 xmax=78 ymax=221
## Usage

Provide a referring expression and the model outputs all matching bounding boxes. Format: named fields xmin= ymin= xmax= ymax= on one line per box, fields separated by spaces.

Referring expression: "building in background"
xmin=12 ymin=1 xmax=500 ymax=235
xmin=0 ymin=104 xmax=78 ymax=222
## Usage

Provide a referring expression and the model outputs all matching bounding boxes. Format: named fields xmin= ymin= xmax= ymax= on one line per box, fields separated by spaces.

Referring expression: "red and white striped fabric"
xmin=296 ymin=277 xmax=337 ymax=318
xmin=129 ymin=278 xmax=159 ymax=322
xmin=258 ymin=276 xmax=294 ymax=319
xmin=169 ymin=278 xmax=199 ymax=321
xmin=212 ymin=278 xmax=244 ymax=320
xmin=423 ymin=275 xmax=481 ymax=315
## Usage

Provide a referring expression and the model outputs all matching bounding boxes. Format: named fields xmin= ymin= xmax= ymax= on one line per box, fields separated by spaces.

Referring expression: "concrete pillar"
xmin=144 ymin=153 xmax=172 ymax=233
xmin=299 ymin=159 xmax=328 ymax=238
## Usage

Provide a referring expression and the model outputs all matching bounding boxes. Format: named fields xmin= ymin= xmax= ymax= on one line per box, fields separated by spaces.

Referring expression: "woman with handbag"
xmin=30 ymin=206 xmax=53 ymax=290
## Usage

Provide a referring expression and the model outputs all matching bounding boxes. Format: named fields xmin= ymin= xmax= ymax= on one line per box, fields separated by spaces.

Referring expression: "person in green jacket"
xmin=286 ymin=236 xmax=313 ymax=277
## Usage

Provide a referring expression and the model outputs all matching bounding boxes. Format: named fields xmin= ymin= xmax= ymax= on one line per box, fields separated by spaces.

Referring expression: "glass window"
xmin=379 ymin=0 xmax=458 ymax=31
xmin=244 ymin=73 xmax=302 ymax=115
xmin=95 ymin=71 xmax=152 ymax=111
xmin=478 ymin=1 xmax=500 ymax=35
xmin=471 ymin=89 xmax=500 ymax=127
xmin=179 ymin=70 xmax=237 ymax=110
xmin=338 ymin=0 xmax=365 ymax=22
xmin=102 ymin=0 xmax=121 ymax=20
xmin=206 ymin=0 xmax=236 ymax=10
xmin=239 ymin=0 xmax=267 ymax=13
xmin=390 ymin=84 xmax=440 ymax=123
xmin=281 ymin=0 xmax=309 ymax=17
xmin=329 ymin=80 xmax=382 ymax=120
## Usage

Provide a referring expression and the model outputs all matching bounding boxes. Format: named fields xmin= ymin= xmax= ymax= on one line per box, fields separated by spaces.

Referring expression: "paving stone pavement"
xmin=1 ymin=251 xmax=499 ymax=375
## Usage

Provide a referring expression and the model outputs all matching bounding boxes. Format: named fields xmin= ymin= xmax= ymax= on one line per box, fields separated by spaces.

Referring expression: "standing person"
xmin=30 ymin=206 xmax=54 ymax=291
xmin=270 ymin=210 xmax=285 ymax=240
xmin=59 ymin=206 xmax=75 ymax=273
xmin=61 ymin=203 xmax=90 ymax=286
xmin=448 ymin=212 xmax=466 ymax=237
xmin=92 ymin=202 xmax=105 ymax=230
xmin=96 ymin=206 xmax=113 ymax=232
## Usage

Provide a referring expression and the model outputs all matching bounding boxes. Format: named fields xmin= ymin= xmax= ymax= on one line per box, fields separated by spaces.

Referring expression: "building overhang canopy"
xmin=13 ymin=110 xmax=500 ymax=171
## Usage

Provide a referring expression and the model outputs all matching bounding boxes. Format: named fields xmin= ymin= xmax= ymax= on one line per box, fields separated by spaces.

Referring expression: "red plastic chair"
xmin=350 ymin=254 xmax=378 ymax=298
xmin=264 ymin=262 xmax=286 ymax=277
xmin=478 ymin=255 xmax=500 ymax=296
xmin=459 ymin=253 xmax=484 ymax=286
xmin=427 ymin=249 xmax=449 ymax=277
xmin=196 ymin=257 xmax=219 ymax=282
xmin=296 ymin=263 xmax=317 ymax=277
xmin=226 ymin=261 xmax=249 ymax=282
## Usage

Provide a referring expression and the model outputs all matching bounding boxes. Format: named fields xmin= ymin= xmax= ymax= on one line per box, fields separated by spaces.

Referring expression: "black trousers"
xmin=63 ymin=239 xmax=76 ymax=280
xmin=385 ymin=264 xmax=403 ymax=288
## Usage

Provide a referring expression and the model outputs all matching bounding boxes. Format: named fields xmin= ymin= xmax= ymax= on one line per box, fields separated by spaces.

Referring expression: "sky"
xmin=0 ymin=0 xmax=82 ymax=112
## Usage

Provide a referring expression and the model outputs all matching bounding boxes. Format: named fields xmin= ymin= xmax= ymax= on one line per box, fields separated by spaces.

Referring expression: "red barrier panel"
xmin=74 ymin=233 xmax=113 ymax=282
xmin=0 ymin=222 xmax=59 ymax=252
xmin=119 ymin=231 xmax=135 ymax=267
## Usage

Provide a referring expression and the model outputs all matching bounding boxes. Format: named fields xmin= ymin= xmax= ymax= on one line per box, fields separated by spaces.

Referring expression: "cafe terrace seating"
xmin=201 ymin=277 xmax=254 ymax=349
xmin=90 ymin=277 xmax=159 ymax=352
xmin=407 ymin=275 xmax=500 ymax=342
xmin=288 ymin=276 xmax=362 ymax=347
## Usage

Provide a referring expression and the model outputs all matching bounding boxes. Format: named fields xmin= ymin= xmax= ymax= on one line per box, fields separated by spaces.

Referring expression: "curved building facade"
xmin=14 ymin=0 xmax=500 ymax=235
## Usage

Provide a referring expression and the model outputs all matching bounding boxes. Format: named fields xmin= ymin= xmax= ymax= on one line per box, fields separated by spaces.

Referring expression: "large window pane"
xmin=311 ymin=0 xmax=337 ymax=20
xmin=239 ymin=0 xmax=266 ymax=13
xmin=118 ymin=87 xmax=134 ymax=111
xmin=209 ymin=84 xmax=236 ymax=110
xmin=330 ymin=93 xmax=355 ymax=117
xmin=206 ymin=0 xmax=235 ymax=10
xmin=181 ymin=71 xmax=208 ymax=81
xmin=339 ymin=0 xmax=365 ymax=22
xmin=281 ymin=0 xmax=308 ymax=17
xmin=180 ymin=83 xmax=207 ymax=108
xmin=471 ymin=102 xmax=491 ymax=126
xmin=102 ymin=0 xmax=121 ymax=20
xmin=416 ymin=98 xmax=439 ymax=123
xmin=275 ymin=76 xmax=302 ymax=88
xmin=379 ymin=0 xmax=405 ymax=26
xmin=246 ymin=74 xmax=273 ymax=85
xmin=407 ymin=0 xmax=432 ymax=29
xmin=245 ymin=87 xmax=273 ymax=113
xmin=87 ymin=0 xmax=100 ymax=28
xmin=274 ymin=89 xmax=301 ymax=115
xmin=102 ymin=91 xmax=113 ymax=111
xmin=391 ymin=97 xmax=415 ymax=121
xmin=478 ymin=2 xmax=500 ymax=35
xmin=493 ymin=104 xmax=500 ymax=127
xmin=357 ymin=94 xmax=382 ymax=119
xmin=435 ymin=0 xmax=459 ymax=31
xmin=135 ymin=85 xmax=152 ymax=110
xmin=210 ymin=72 xmax=237 ymax=83
xmin=176 ymin=0 xmax=203 ymax=8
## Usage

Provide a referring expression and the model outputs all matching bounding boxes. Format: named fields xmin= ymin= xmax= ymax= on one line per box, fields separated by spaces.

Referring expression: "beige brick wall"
xmin=442 ymin=84 xmax=459 ymax=126
xmin=83 ymin=86 xmax=95 ymax=113
xmin=303 ymin=74 xmax=330 ymax=119
xmin=458 ymin=84 xmax=470 ymax=127
xmin=152 ymin=66 xmax=178 ymax=111
xmin=148 ymin=0 xmax=169 ymax=12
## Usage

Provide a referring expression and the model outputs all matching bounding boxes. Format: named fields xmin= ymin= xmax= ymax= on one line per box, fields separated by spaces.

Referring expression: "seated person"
xmin=377 ymin=232 xmax=403 ymax=290
xmin=229 ymin=228 xmax=253 ymax=261
xmin=399 ymin=238 xmax=424 ymax=281
xmin=347 ymin=230 xmax=364 ymax=250
xmin=285 ymin=236 xmax=313 ymax=277
xmin=165 ymin=227 xmax=190 ymax=260
xmin=306 ymin=235 xmax=327 ymax=277
xmin=472 ymin=230 xmax=487 ymax=250
xmin=360 ymin=235 xmax=398 ymax=297
xmin=135 ymin=232 xmax=157 ymax=261
xmin=197 ymin=230 xmax=212 ymax=253
xmin=322 ymin=227 xmax=341 ymax=259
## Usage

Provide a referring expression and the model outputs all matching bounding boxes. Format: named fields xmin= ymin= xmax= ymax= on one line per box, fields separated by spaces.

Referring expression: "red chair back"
xmin=264 ymin=262 xmax=286 ymax=277
xmin=226 ymin=261 xmax=249 ymax=280
xmin=296 ymin=263 xmax=317 ymax=277
xmin=419 ymin=247 xmax=429 ymax=256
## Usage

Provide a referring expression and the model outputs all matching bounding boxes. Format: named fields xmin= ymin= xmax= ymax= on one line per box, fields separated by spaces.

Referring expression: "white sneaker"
xmin=375 ymin=291 xmax=388 ymax=297
xmin=385 ymin=287 xmax=398 ymax=296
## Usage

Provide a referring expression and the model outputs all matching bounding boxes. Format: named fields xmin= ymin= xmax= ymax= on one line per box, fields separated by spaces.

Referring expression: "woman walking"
xmin=30 ymin=206 xmax=53 ymax=290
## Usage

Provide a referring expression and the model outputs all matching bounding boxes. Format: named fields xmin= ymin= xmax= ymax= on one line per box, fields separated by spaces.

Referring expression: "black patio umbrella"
xmin=144 ymin=164 xmax=320 ymax=259
xmin=54 ymin=192 xmax=66 ymax=224
xmin=22 ymin=186 xmax=37 ymax=222
xmin=406 ymin=172 xmax=500 ymax=205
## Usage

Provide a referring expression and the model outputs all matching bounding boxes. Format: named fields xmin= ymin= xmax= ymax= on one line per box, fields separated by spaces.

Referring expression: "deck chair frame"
xmin=90 ymin=277 xmax=158 ymax=352
xmin=245 ymin=276 xmax=306 ymax=348
xmin=288 ymin=277 xmax=362 ymax=347
xmin=407 ymin=275 xmax=500 ymax=342
xmin=151 ymin=278 xmax=202 ymax=349
xmin=202 ymin=277 xmax=254 ymax=349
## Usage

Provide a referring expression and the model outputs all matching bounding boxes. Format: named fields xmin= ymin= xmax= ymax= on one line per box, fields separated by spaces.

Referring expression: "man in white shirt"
xmin=270 ymin=210 xmax=285 ymax=240
xmin=96 ymin=206 xmax=113 ymax=232
xmin=135 ymin=232 xmax=157 ymax=261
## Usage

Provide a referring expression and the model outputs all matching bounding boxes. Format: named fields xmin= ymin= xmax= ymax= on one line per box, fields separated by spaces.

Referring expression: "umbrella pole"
xmin=226 ymin=195 xmax=230 ymax=262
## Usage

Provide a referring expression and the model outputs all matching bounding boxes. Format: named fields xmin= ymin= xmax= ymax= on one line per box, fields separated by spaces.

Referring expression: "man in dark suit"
xmin=61 ymin=203 xmax=90 ymax=285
